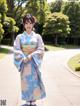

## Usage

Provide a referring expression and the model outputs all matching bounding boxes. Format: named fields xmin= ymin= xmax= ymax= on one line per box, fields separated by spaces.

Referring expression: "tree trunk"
xmin=54 ymin=34 xmax=58 ymax=46
xmin=11 ymin=32 xmax=15 ymax=45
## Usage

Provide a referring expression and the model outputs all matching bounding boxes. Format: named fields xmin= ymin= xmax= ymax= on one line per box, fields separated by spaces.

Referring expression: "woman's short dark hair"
xmin=23 ymin=14 xmax=36 ymax=24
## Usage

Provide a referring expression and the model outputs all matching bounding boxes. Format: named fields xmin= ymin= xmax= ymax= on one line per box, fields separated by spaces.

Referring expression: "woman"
xmin=13 ymin=14 xmax=46 ymax=106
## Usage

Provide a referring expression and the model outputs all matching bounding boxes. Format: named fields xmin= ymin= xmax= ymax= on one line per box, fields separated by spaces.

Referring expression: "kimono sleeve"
xmin=29 ymin=34 xmax=44 ymax=67
xmin=13 ymin=34 xmax=26 ymax=72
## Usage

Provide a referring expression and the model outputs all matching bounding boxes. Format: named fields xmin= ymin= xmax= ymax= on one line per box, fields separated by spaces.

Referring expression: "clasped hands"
xmin=22 ymin=47 xmax=36 ymax=63
xmin=22 ymin=55 xmax=32 ymax=63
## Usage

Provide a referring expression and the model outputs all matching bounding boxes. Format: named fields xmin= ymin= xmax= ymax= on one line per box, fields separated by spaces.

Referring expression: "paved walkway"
xmin=0 ymin=46 xmax=80 ymax=106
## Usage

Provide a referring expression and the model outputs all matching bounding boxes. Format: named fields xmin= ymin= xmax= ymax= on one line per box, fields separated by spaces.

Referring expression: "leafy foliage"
xmin=0 ymin=0 xmax=8 ymax=13
xmin=50 ymin=0 xmax=63 ymax=13
xmin=25 ymin=0 xmax=50 ymax=24
xmin=0 ymin=0 xmax=8 ymax=42
xmin=0 ymin=0 xmax=19 ymax=43
xmin=4 ymin=16 xmax=19 ymax=32
xmin=62 ymin=1 xmax=80 ymax=38
xmin=43 ymin=12 xmax=71 ymax=45
xmin=0 ymin=23 xmax=4 ymax=42
xmin=25 ymin=0 xmax=50 ymax=34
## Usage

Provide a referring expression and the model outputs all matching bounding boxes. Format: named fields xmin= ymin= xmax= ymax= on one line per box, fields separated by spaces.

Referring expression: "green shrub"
xmin=75 ymin=66 xmax=80 ymax=71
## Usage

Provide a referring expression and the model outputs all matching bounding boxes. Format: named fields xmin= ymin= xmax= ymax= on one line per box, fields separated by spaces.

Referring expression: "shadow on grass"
xmin=0 ymin=47 xmax=9 ymax=54
xmin=57 ymin=44 xmax=80 ymax=49
xmin=0 ymin=47 xmax=10 ymax=59
xmin=45 ymin=42 xmax=80 ymax=50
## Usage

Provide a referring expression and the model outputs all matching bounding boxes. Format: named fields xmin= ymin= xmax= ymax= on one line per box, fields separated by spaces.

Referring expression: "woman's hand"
xmin=22 ymin=55 xmax=32 ymax=63
xmin=22 ymin=57 xmax=29 ymax=63
xmin=27 ymin=55 xmax=32 ymax=61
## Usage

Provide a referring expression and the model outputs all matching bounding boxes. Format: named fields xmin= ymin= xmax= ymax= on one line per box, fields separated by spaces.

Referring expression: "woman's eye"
xmin=30 ymin=22 xmax=32 ymax=24
xmin=25 ymin=23 xmax=28 ymax=24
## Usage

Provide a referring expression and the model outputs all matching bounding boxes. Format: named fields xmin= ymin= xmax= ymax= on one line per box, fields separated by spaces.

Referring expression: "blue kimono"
xmin=13 ymin=31 xmax=46 ymax=101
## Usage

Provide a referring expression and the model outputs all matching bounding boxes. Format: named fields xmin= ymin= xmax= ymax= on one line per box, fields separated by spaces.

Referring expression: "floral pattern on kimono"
xmin=13 ymin=31 xmax=46 ymax=101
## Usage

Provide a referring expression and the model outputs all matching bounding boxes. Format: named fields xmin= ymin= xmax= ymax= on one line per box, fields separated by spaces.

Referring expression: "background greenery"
xmin=0 ymin=0 xmax=80 ymax=72
xmin=0 ymin=47 xmax=9 ymax=59
xmin=0 ymin=0 xmax=80 ymax=46
xmin=68 ymin=54 xmax=80 ymax=73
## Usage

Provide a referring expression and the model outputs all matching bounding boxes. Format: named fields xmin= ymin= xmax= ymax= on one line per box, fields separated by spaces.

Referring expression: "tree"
xmin=43 ymin=12 xmax=71 ymax=45
xmin=62 ymin=1 xmax=80 ymax=44
xmin=25 ymin=0 xmax=50 ymax=34
xmin=0 ymin=0 xmax=21 ymax=45
xmin=4 ymin=16 xmax=19 ymax=44
xmin=0 ymin=0 xmax=8 ymax=43
xmin=0 ymin=23 xmax=4 ymax=43
xmin=50 ymin=0 xmax=63 ymax=13
xmin=26 ymin=0 xmax=50 ymax=23
xmin=6 ymin=0 xmax=50 ymax=34
xmin=6 ymin=0 xmax=29 ymax=25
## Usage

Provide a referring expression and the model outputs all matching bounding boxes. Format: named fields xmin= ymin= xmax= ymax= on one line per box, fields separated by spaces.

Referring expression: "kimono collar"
xmin=24 ymin=31 xmax=34 ymax=37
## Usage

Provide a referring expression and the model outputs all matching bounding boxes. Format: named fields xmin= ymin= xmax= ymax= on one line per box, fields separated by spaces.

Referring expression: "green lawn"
xmin=68 ymin=54 xmax=80 ymax=75
xmin=45 ymin=44 xmax=80 ymax=75
xmin=0 ymin=48 xmax=9 ymax=59
xmin=45 ymin=44 xmax=80 ymax=51
xmin=45 ymin=44 xmax=64 ymax=51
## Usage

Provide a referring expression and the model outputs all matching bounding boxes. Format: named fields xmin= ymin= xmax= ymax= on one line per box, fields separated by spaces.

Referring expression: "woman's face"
xmin=24 ymin=20 xmax=34 ymax=34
